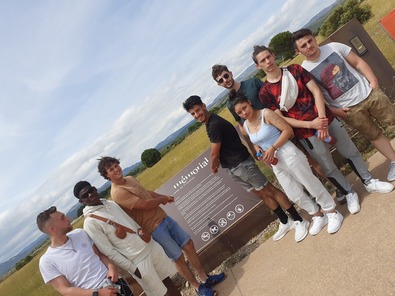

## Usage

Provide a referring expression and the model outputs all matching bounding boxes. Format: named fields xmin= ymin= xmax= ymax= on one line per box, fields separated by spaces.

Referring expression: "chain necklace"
xmin=51 ymin=237 xmax=77 ymax=252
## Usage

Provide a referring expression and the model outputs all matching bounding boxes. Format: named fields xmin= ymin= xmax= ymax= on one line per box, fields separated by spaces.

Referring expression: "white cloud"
xmin=0 ymin=0 xmax=336 ymax=263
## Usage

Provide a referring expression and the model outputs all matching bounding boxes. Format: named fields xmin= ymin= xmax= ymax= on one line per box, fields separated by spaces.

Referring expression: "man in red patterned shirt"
xmin=253 ymin=45 xmax=392 ymax=234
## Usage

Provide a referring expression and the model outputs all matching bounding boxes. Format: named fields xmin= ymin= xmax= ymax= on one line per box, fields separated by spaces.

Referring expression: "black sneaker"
xmin=204 ymin=272 xmax=226 ymax=288
xmin=335 ymin=189 xmax=347 ymax=204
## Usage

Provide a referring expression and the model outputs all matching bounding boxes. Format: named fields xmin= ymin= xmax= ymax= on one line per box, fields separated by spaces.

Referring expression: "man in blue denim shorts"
xmin=183 ymin=95 xmax=310 ymax=243
xmin=97 ymin=156 xmax=225 ymax=296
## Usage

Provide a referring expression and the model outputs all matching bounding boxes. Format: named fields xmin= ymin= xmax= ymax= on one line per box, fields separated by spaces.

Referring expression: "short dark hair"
xmin=36 ymin=206 xmax=57 ymax=233
xmin=97 ymin=156 xmax=120 ymax=180
xmin=292 ymin=28 xmax=313 ymax=49
xmin=252 ymin=45 xmax=273 ymax=64
xmin=211 ymin=64 xmax=230 ymax=81
xmin=229 ymin=90 xmax=250 ymax=110
xmin=183 ymin=95 xmax=203 ymax=112
xmin=73 ymin=181 xmax=91 ymax=199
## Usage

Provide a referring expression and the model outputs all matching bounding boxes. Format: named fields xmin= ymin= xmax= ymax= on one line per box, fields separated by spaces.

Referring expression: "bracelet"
xmin=271 ymin=145 xmax=278 ymax=151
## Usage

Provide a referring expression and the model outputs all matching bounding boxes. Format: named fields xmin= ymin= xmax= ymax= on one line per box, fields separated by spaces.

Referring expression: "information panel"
xmin=157 ymin=149 xmax=262 ymax=251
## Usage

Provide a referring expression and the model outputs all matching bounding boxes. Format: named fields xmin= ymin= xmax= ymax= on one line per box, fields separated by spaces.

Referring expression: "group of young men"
xmin=37 ymin=28 xmax=395 ymax=296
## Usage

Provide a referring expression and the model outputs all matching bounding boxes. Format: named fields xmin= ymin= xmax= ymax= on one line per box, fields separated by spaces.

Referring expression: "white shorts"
xmin=133 ymin=241 xmax=176 ymax=296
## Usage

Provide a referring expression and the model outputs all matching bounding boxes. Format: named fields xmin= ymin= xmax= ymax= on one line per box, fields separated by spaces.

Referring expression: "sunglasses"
xmin=217 ymin=73 xmax=230 ymax=84
xmin=79 ymin=186 xmax=95 ymax=200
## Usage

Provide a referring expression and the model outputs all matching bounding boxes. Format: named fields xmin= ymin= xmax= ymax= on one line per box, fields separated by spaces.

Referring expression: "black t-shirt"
xmin=227 ymin=78 xmax=265 ymax=122
xmin=206 ymin=113 xmax=250 ymax=168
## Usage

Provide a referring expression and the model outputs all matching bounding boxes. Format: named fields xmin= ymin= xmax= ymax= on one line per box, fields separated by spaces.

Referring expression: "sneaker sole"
xmin=309 ymin=221 xmax=328 ymax=236
xmin=272 ymin=223 xmax=293 ymax=241
xmin=365 ymin=187 xmax=394 ymax=194
xmin=348 ymin=206 xmax=361 ymax=215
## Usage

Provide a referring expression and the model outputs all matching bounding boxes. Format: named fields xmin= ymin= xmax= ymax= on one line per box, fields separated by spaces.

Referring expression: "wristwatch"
xmin=92 ymin=289 xmax=98 ymax=296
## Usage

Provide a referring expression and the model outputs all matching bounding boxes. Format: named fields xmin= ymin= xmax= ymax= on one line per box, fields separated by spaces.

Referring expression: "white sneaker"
xmin=364 ymin=179 xmax=394 ymax=193
xmin=387 ymin=162 xmax=395 ymax=182
xmin=309 ymin=215 xmax=328 ymax=236
xmin=294 ymin=220 xmax=309 ymax=242
xmin=346 ymin=191 xmax=361 ymax=214
xmin=273 ymin=218 xmax=294 ymax=241
xmin=327 ymin=211 xmax=344 ymax=234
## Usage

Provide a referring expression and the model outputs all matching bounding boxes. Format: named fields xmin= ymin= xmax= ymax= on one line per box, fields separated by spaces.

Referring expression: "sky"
xmin=0 ymin=0 xmax=336 ymax=263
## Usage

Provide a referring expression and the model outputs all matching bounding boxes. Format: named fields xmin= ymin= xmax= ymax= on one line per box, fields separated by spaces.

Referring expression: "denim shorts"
xmin=225 ymin=156 xmax=268 ymax=192
xmin=151 ymin=216 xmax=191 ymax=261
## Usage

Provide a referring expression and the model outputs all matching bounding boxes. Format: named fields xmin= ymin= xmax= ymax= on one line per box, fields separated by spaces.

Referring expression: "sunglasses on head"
xmin=79 ymin=186 xmax=95 ymax=200
xmin=217 ymin=73 xmax=230 ymax=84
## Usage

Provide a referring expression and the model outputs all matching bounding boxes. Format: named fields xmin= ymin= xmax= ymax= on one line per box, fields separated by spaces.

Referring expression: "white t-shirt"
xmin=39 ymin=228 xmax=108 ymax=288
xmin=302 ymin=42 xmax=372 ymax=108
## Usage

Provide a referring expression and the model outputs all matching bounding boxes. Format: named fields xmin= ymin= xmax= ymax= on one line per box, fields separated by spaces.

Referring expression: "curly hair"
xmin=97 ymin=156 xmax=120 ymax=180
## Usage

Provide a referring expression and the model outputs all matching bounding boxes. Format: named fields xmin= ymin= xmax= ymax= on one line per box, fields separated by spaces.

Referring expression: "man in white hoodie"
xmin=74 ymin=181 xmax=179 ymax=296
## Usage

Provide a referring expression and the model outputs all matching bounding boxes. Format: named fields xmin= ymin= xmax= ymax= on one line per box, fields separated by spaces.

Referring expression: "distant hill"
xmin=0 ymin=234 xmax=47 ymax=278
xmin=66 ymin=201 xmax=83 ymax=221
xmin=303 ymin=0 xmax=347 ymax=33
xmin=155 ymin=122 xmax=194 ymax=151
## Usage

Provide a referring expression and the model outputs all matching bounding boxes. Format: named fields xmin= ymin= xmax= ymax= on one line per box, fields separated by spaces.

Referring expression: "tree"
xmin=15 ymin=255 xmax=33 ymax=270
xmin=268 ymin=31 xmax=294 ymax=62
xmin=141 ymin=148 xmax=162 ymax=168
xmin=320 ymin=0 xmax=372 ymax=37
xmin=188 ymin=122 xmax=202 ymax=134
xmin=254 ymin=69 xmax=266 ymax=80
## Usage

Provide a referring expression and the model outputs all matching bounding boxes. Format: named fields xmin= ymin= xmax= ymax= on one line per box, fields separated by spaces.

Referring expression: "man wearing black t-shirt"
xmin=183 ymin=95 xmax=310 ymax=243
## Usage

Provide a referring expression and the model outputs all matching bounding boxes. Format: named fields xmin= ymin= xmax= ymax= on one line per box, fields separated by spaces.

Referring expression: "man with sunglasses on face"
xmin=212 ymin=64 xmax=265 ymax=155
xmin=37 ymin=206 xmax=132 ymax=296
xmin=74 ymin=180 xmax=180 ymax=296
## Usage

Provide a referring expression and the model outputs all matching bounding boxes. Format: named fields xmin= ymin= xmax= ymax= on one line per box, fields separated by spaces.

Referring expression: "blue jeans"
xmin=151 ymin=216 xmax=191 ymax=261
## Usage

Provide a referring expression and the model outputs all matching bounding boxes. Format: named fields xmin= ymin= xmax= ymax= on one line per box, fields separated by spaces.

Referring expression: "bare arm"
xmin=345 ymin=50 xmax=379 ymax=89
xmin=147 ymin=190 xmax=175 ymax=204
xmin=306 ymin=79 xmax=330 ymax=140
xmin=273 ymin=109 xmax=328 ymax=131
xmin=328 ymin=105 xmax=350 ymax=118
xmin=93 ymin=244 xmax=119 ymax=282
xmin=262 ymin=109 xmax=294 ymax=162
xmin=49 ymin=275 xmax=117 ymax=296
xmin=210 ymin=142 xmax=221 ymax=173
xmin=133 ymin=195 xmax=173 ymax=210
xmin=238 ymin=121 xmax=258 ymax=159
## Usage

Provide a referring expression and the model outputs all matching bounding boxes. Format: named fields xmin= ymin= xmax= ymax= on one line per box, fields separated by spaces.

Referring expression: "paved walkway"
xmin=214 ymin=139 xmax=395 ymax=296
